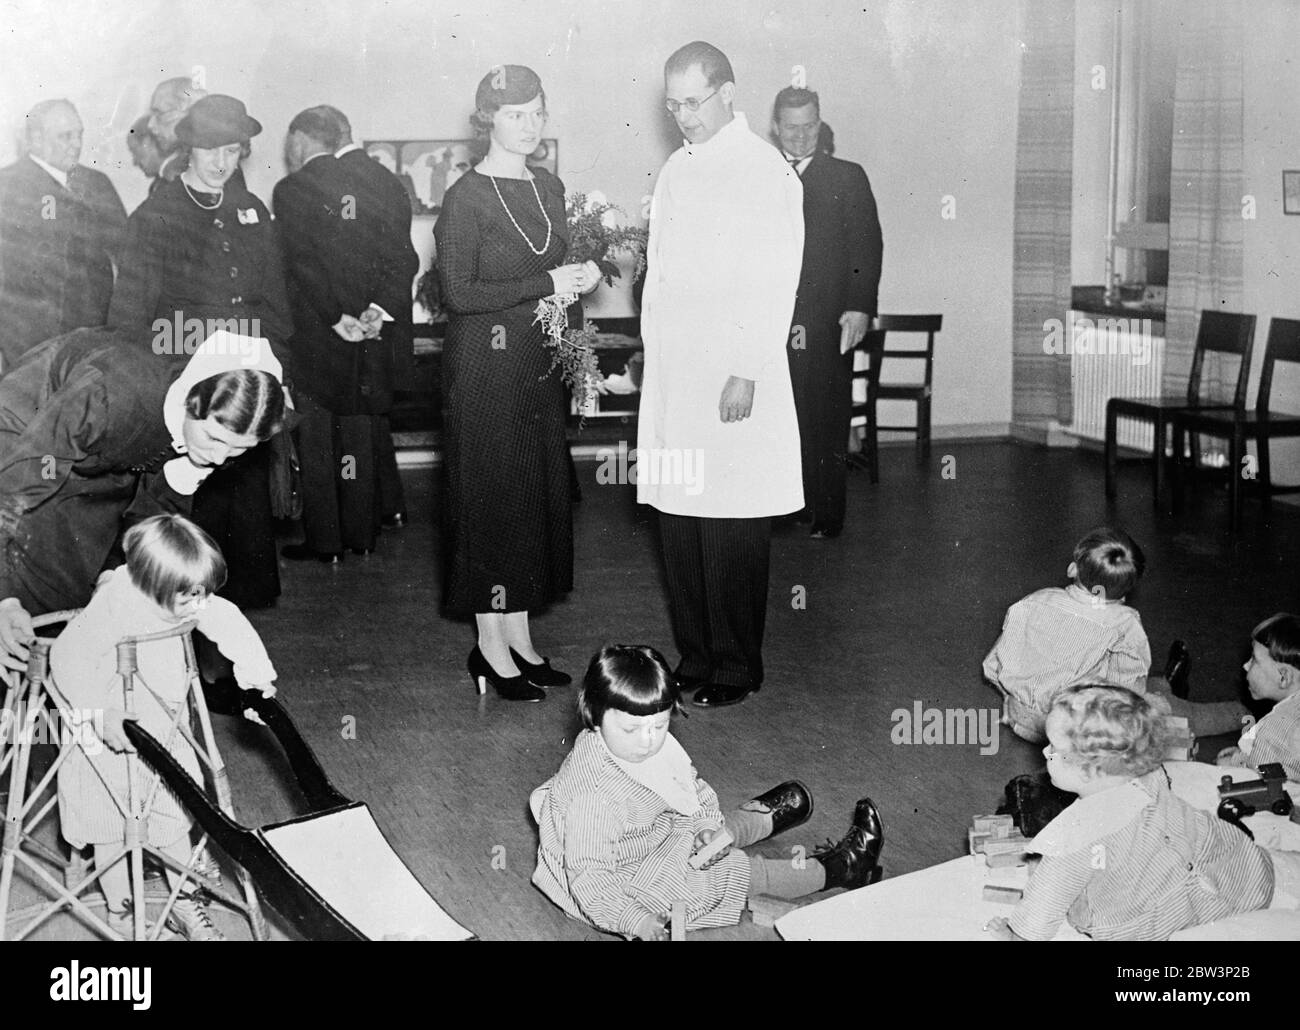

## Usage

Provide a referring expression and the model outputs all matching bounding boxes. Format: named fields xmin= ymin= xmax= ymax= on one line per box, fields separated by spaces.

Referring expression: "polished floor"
xmin=10 ymin=440 xmax=1299 ymax=940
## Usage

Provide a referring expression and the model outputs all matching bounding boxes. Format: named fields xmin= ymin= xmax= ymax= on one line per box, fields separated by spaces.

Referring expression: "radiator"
xmin=1067 ymin=313 xmax=1165 ymax=450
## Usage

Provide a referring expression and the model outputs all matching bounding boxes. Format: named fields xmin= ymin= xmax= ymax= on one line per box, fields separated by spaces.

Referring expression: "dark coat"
xmin=0 ymin=157 xmax=127 ymax=369
xmin=107 ymin=174 xmax=292 ymax=371
xmin=274 ymin=149 xmax=417 ymax=414
xmin=0 ymin=328 xmax=189 ymax=613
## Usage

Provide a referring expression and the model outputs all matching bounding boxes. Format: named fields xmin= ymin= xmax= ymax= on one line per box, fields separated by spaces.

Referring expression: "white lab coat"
xmin=637 ymin=113 xmax=805 ymax=518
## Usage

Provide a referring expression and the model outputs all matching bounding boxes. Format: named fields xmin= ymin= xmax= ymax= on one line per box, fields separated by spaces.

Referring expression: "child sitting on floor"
xmin=1217 ymin=613 xmax=1300 ymax=782
xmin=986 ymin=685 xmax=1295 ymax=941
xmin=983 ymin=526 xmax=1246 ymax=744
xmin=53 ymin=514 xmax=277 ymax=941
xmin=530 ymin=644 xmax=883 ymax=939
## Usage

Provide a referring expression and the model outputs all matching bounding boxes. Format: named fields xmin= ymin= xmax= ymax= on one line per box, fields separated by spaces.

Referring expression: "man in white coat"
xmin=637 ymin=41 xmax=805 ymax=708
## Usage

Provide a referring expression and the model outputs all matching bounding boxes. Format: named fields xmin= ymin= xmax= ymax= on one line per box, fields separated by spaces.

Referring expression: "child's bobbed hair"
xmin=1048 ymin=684 xmax=1171 ymax=779
xmin=578 ymin=644 xmax=680 ymax=730
xmin=1252 ymin=613 xmax=1300 ymax=672
xmin=123 ymin=514 xmax=227 ymax=610
xmin=1073 ymin=526 xmax=1145 ymax=600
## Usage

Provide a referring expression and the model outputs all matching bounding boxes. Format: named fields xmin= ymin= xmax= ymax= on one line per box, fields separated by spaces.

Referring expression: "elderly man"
xmin=146 ymin=76 xmax=207 ymax=182
xmin=126 ymin=115 xmax=164 ymax=193
xmin=774 ymin=86 xmax=882 ymax=539
xmin=638 ymin=41 xmax=804 ymax=708
xmin=0 ymin=99 xmax=127 ymax=371
xmin=274 ymin=106 xmax=416 ymax=561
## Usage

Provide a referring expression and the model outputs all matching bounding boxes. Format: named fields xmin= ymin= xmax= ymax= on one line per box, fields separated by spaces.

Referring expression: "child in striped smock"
xmin=1216 ymin=614 xmax=1300 ymax=782
xmin=983 ymin=527 xmax=1247 ymax=744
xmin=54 ymin=515 xmax=277 ymax=940
xmin=531 ymin=644 xmax=884 ymax=939
xmin=986 ymin=685 xmax=1299 ymax=941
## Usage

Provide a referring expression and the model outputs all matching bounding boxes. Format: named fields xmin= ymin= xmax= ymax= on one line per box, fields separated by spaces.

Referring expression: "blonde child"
xmin=531 ymin=644 xmax=883 ymax=939
xmin=986 ymin=685 xmax=1293 ymax=941
xmin=1216 ymin=614 xmax=1300 ymax=782
xmin=53 ymin=514 xmax=277 ymax=941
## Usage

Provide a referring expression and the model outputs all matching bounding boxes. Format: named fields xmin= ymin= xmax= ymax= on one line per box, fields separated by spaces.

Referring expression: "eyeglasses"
xmin=665 ymin=89 xmax=718 ymax=115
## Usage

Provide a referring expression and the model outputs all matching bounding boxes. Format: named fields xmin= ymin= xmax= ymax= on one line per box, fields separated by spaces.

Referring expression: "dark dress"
xmin=434 ymin=169 xmax=575 ymax=616
xmin=109 ymin=175 xmax=291 ymax=609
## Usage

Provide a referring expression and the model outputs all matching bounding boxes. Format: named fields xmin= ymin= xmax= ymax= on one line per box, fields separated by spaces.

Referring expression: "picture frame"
xmin=363 ymin=138 xmax=559 ymax=216
xmin=1284 ymin=170 xmax=1300 ymax=215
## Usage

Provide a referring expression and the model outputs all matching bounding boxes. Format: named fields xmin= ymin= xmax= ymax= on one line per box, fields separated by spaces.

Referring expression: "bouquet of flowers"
xmin=535 ymin=191 xmax=649 ymax=412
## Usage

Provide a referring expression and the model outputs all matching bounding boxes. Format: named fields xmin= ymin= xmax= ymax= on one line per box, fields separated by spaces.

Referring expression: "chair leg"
xmin=867 ymin=412 xmax=879 ymax=485
xmin=1151 ymin=414 xmax=1165 ymax=505
xmin=1170 ymin=423 xmax=1184 ymax=513
xmin=917 ymin=398 xmax=931 ymax=464
xmin=1256 ymin=431 xmax=1273 ymax=507
xmin=1104 ymin=404 xmax=1119 ymax=498
xmin=1229 ymin=427 xmax=1244 ymax=532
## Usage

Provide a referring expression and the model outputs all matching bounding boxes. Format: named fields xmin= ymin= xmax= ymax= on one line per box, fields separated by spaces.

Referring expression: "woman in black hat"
xmin=435 ymin=66 xmax=599 ymax=701
xmin=109 ymin=94 xmax=291 ymax=611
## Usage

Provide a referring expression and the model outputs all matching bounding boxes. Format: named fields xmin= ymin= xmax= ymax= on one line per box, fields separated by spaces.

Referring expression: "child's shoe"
xmin=166 ymin=892 xmax=227 ymax=941
xmin=741 ymin=780 xmax=814 ymax=836
xmin=814 ymin=797 xmax=884 ymax=890
xmin=1165 ymin=640 xmax=1191 ymax=699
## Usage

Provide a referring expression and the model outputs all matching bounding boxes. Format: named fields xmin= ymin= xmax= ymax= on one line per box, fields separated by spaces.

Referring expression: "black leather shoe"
xmin=742 ymin=780 xmax=813 ymax=836
xmin=281 ymin=544 xmax=342 ymax=565
xmin=809 ymin=523 xmax=842 ymax=539
xmin=673 ymin=671 xmax=710 ymax=693
xmin=814 ymin=797 xmax=884 ymax=891
xmin=468 ymin=647 xmax=544 ymax=702
xmin=1165 ymin=640 xmax=1190 ymax=699
xmin=692 ymin=682 xmax=760 ymax=708
xmin=509 ymin=648 xmax=572 ymax=687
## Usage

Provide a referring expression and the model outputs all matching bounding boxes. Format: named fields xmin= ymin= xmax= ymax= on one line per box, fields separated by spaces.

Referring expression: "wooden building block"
xmin=986 ymin=850 xmax=1028 ymax=869
xmin=670 ymin=901 xmax=686 ymax=942
xmin=972 ymin=814 xmax=1015 ymax=835
xmin=982 ymin=835 xmax=1029 ymax=857
xmin=969 ymin=829 xmax=991 ymax=854
xmin=687 ymin=828 xmax=735 ymax=870
xmin=748 ymin=894 xmax=801 ymax=927
xmin=982 ymin=884 xmax=1024 ymax=904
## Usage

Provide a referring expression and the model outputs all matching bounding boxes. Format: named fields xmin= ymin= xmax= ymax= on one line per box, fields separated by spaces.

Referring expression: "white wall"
xmin=1242 ymin=0 xmax=1300 ymax=490
xmin=0 ymin=0 xmax=1021 ymax=430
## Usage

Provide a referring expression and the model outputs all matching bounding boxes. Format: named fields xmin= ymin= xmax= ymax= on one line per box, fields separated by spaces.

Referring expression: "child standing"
xmin=983 ymin=527 xmax=1245 ymax=743
xmin=531 ymin=645 xmax=883 ymax=939
xmin=1217 ymin=614 xmax=1300 ymax=781
xmin=987 ymin=685 xmax=1285 ymax=941
xmin=53 ymin=514 xmax=277 ymax=941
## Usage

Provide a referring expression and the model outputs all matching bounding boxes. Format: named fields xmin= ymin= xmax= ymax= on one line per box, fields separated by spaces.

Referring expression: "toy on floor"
xmin=1217 ymin=762 xmax=1294 ymax=820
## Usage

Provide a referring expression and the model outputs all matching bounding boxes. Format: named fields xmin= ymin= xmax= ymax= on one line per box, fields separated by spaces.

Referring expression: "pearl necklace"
xmin=182 ymin=177 xmax=224 ymax=211
xmin=488 ymin=174 xmax=551 ymax=255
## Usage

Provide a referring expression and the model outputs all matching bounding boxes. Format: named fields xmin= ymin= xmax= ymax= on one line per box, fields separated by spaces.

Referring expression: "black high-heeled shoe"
xmin=468 ymin=646 xmax=545 ymax=702
xmin=509 ymin=647 xmax=572 ymax=688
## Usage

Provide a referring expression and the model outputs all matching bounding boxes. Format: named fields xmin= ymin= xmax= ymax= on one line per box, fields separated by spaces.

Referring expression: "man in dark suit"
xmin=0 ymin=99 xmax=127 ymax=372
xmin=274 ymin=106 xmax=416 ymax=562
xmin=774 ymin=87 xmax=883 ymax=538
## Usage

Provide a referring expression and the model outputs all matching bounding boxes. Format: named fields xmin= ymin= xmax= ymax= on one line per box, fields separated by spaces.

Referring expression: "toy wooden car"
xmin=1217 ymin=763 xmax=1294 ymax=820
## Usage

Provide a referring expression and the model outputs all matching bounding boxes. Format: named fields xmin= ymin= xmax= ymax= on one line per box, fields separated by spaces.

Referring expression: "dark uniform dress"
xmin=0 ymin=328 xmax=188 ymax=613
xmin=108 ymin=175 xmax=292 ymax=609
xmin=434 ymin=169 xmax=576 ymax=616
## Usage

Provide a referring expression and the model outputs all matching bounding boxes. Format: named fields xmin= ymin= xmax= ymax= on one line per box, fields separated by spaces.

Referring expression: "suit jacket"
xmin=275 ymin=150 xmax=417 ymax=414
xmin=0 ymin=157 xmax=127 ymax=369
xmin=791 ymin=152 xmax=883 ymax=353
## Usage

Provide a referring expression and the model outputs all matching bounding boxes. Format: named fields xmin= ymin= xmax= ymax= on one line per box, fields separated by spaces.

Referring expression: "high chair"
xmin=0 ymin=612 xmax=266 ymax=941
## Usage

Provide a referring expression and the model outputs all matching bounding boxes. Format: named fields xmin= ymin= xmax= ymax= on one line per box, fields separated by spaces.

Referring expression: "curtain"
xmin=1011 ymin=0 xmax=1075 ymax=426
xmin=1164 ymin=0 xmax=1245 ymax=402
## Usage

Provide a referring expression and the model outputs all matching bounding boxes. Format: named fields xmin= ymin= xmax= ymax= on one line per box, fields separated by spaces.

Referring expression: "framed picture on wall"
xmin=363 ymin=138 xmax=558 ymax=216
xmin=1284 ymin=170 xmax=1300 ymax=215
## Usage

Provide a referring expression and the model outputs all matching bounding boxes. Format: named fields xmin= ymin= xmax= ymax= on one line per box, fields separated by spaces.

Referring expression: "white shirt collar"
xmin=303 ymin=150 xmax=333 ymax=166
xmin=28 ymin=153 xmax=69 ymax=189
xmin=334 ymin=142 xmax=362 ymax=158
xmin=682 ymin=111 xmax=748 ymax=154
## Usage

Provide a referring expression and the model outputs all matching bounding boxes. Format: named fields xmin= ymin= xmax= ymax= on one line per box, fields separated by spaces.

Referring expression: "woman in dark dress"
xmin=435 ymin=66 xmax=598 ymax=702
xmin=108 ymin=95 xmax=291 ymax=611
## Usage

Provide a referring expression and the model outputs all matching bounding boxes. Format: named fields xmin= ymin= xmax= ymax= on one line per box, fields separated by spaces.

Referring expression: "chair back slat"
xmin=1187 ymin=310 xmax=1256 ymax=407
xmin=1258 ymin=317 xmax=1300 ymax=414
xmin=873 ymin=314 xmax=942 ymax=388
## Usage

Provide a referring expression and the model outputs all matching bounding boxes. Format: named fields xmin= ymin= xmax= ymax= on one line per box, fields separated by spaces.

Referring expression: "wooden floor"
xmin=11 ymin=440 xmax=1299 ymax=940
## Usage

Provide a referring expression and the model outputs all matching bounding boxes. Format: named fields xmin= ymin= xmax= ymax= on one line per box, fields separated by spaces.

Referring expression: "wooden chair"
xmin=1170 ymin=317 xmax=1300 ymax=530
xmin=849 ymin=315 xmax=943 ymax=482
xmin=847 ymin=328 xmax=888 ymax=483
xmin=1104 ymin=310 xmax=1256 ymax=503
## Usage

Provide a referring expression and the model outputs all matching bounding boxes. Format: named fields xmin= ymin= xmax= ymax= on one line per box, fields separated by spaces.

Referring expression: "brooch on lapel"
xmin=237 ymin=208 xmax=259 ymax=225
